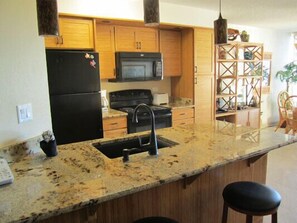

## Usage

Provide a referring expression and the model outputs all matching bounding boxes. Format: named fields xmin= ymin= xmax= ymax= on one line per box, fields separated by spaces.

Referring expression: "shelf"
xmin=215 ymin=111 xmax=236 ymax=117
xmin=215 ymin=41 xmax=263 ymax=128
xmin=217 ymin=41 xmax=263 ymax=48
xmin=237 ymin=75 xmax=262 ymax=79
xmin=217 ymin=59 xmax=263 ymax=63
xmin=216 ymin=94 xmax=237 ymax=98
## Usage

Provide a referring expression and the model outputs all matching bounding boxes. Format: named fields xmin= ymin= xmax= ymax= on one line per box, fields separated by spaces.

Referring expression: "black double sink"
xmin=92 ymin=135 xmax=178 ymax=159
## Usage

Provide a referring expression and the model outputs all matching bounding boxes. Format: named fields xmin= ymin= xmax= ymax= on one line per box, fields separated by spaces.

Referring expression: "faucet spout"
xmin=132 ymin=103 xmax=158 ymax=156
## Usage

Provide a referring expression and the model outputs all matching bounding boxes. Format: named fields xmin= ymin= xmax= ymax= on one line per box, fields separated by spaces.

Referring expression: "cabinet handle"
xmin=110 ymin=122 xmax=118 ymax=125
xmin=113 ymin=68 xmax=116 ymax=77
xmin=139 ymin=42 xmax=142 ymax=49
xmin=136 ymin=42 xmax=139 ymax=49
xmin=194 ymin=76 xmax=197 ymax=84
xmin=194 ymin=66 xmax=198 ymax=73
xmin=60 ymin=35 xmax=63 ymax=44
xmin=56 ymin=37 xmax=59 ymax=45
xmin=179 ymin=113 xmax=186 ymax=116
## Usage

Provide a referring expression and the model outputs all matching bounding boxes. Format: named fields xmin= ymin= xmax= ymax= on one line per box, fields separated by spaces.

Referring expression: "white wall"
xmin=0 ymin=0 xmax=51 ymax=148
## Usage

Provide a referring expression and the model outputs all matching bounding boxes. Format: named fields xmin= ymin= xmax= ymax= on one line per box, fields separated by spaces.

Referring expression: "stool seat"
xmin=133 ymin=216 xmax=178 ymax=223
xmin=223 ymin=181 xmax=281 ymax=214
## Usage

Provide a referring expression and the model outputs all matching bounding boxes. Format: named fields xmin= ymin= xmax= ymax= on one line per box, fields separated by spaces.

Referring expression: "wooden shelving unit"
xmin=215 ymin=42 xmax=263 ymax=128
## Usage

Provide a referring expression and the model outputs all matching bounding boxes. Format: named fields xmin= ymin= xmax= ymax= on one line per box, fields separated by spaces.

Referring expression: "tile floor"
xmin=263 ymin=127 xmax=297 ymax=223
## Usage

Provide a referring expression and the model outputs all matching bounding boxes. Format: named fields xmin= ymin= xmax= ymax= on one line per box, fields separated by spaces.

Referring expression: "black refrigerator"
xmin=46 ymin=50 xmax=103 ymax=145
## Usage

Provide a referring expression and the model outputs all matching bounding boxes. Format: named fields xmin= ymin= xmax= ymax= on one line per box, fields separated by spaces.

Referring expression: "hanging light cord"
xmin=219 ymin=0 xmax=222 ymax=14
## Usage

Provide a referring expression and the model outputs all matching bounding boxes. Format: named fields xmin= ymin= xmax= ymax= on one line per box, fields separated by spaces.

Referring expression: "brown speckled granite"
xmin=0 ymin=121 xmax=296 ymax=223
xmin=102 ymin=108 xmax=127 ymax=119
xmin=164 ymin=97 xmax=194 ymax=109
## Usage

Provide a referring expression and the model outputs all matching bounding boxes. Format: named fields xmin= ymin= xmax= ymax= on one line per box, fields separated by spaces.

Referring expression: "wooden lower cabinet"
xmin=103 ymin=116 xmax=127 ymax=138
xmin=40 ymin=154 xmax=267 ymax=223
xmin=237 ymin=108 xmax=260 ymax=128
xmin=172 ymin=107 xmax=194 ymax=127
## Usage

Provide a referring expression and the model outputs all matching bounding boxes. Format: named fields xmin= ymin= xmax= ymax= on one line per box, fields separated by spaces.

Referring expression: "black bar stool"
xmin=222 ymin=181 xmax=281 ymax=223
xmin=133 ymin=216 xmax=179 ymax=223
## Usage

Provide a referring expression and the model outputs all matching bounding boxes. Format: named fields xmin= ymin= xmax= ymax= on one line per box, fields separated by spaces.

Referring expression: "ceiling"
xmin=161 ymin=0 xmax=297 ymax=32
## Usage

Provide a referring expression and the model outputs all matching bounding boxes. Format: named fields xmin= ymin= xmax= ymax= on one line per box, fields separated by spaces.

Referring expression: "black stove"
xmin=109 ymin=89 xmax=172 ymax=133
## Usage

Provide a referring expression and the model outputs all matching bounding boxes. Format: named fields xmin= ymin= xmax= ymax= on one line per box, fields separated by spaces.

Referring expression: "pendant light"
xmin=36 ymin=0 xmax=59 ymax=36
xmin=214 ymin=0 xmax=227 ymax=44
xmin=143 ymin=0 xmax=160 ymax=26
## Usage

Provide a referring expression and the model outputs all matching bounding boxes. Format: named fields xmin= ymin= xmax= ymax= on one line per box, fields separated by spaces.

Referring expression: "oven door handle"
xmin=135 ymin=113 xmax=172 ymax=121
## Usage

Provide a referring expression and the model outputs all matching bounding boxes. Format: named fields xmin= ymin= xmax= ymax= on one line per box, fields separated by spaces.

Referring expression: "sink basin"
xmin=92 ymin=135 xmax=178 ymax=159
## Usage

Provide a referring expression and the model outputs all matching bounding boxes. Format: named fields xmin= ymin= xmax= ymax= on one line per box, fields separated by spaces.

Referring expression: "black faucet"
xmin=122 ymin=104 xmax=159 ymax=162
xmin=132 ymin=103 xmax=158 ymax=156
xmin=132 ymin=104 xmax=158 ymax=155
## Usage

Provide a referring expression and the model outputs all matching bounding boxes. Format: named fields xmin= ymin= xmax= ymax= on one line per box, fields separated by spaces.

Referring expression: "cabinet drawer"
xmin=173 ymin=118 xmax=194 ymax=127
xmin=104 ymin=128 xmax=127 ymax=138
xmin=172 ymin=108 xmax=194 ymax=120
xmin=103 ymin=116 xmax=127 ymax=131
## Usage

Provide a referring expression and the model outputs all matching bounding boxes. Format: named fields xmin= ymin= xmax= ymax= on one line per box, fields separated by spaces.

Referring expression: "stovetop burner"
xmin=109 ymin=89 xmax=172 ymax=133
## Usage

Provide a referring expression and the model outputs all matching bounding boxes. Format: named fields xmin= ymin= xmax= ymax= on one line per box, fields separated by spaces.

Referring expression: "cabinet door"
xmin=236 ymin=108 xmax=260 ymax=128
xmin=236 ymin=110 xmax=249 ymax=127
xmin=194 ymin=28 xmax=214 ymax=75
xmin=195 ymin=76 xmax=214 ymax=124
xmin=249 ymin=108 xmax=260 ymax=128
xmin=115 ymin=26 xmax=159 ymax=52
xmin=160 ymin=30 xmax=182 ymax=77
xmin=115 ymin=26 xmax=137 ymax=51
xmin=136 ymin=27 xmax=159 ymax=52
xmin=96 ymin=24 xmax=115 ymax=79
xmin=45 ymin=17 xmax=94 ymax=49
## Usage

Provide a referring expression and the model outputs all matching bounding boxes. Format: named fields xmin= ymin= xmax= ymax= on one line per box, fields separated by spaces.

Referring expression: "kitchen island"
xmin=1 ymin=121 xmax=296 ymax=223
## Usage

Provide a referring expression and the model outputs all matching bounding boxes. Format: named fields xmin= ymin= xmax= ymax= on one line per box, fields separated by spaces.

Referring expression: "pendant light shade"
xmin=143 ymin=0 xmax=160 ymax=26
xmin=214 ymin=0 xmax=227 ymax=44
xmin=36 ymin=0 xmax=59 ymax=36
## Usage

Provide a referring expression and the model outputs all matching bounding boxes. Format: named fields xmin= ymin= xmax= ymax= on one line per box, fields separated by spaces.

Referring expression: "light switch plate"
xmin=17 ymin=103 xmax=33 ymax=123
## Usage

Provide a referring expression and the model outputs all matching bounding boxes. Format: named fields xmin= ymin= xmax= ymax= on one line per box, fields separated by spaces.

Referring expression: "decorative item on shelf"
xmin=228 ymin=28 xmax=240 ymax=41
xmin=40 ymin=130 xmax=58 ymax=157
xmin=244 ymin=51 xmax=253 ymax=60
xmin=36 ymin=0 xmax=59 ymax=36
xmin=214 ymin=0 xmax=227 ymax=44
xmin=217 ymin=78 xmax=222 ymax=94
xmin=219 ymin=49 xmax=227 ymax=59
xmin=240 ymin=30 xmax=249 ymax=42
xmin=143 ymin=0 xmax=160 ymax=26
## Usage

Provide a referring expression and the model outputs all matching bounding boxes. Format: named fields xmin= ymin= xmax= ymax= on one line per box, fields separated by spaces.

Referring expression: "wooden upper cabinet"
xmin=115 ymin=26 xmax=159 ymax=52
xmin=194 ymin=28 xmax=214 ymax=75
xmin=160 ymin=30 xmax=182 ymax=77
xmin=45 ymin=17 xmax=94 ymax=50
xmin=95 ymin=24 xmax=115 ymax=79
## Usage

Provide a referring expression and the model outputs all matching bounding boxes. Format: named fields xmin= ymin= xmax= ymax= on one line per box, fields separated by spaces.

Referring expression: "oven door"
xmin=128 ymin=113 xmax=172 ymax=133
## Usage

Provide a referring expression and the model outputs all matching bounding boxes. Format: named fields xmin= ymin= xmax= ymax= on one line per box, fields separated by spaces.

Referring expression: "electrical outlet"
xmin=17 ymin=103 xmax=33 ymax=123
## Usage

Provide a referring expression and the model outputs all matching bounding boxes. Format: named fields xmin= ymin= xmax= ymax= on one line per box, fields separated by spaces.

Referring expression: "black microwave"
xmin=110 ymin=52 xmax=163 ymax=82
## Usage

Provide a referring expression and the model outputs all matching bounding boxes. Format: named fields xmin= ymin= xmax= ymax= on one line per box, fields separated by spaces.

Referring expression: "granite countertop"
xmin=1 ymin=121 xmax=296 ymax=223
xmin=164 ymin=97 xmax=194 ymax=109
xmin=102 ymin=108 xmax=127 ymax=119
